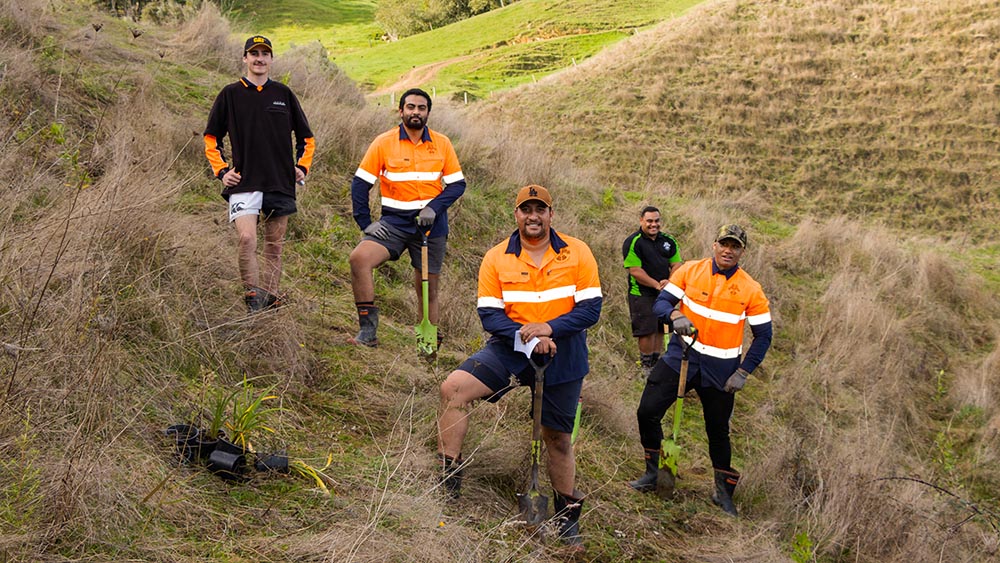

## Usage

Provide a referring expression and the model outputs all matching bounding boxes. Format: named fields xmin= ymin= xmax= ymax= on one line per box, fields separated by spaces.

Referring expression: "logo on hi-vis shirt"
xmin=554 ymin=249 xmax=571 ymax=263
xmin=231 ymin=202 xmax=245 ymax=215
xmin=662 ymin=241 xmax=673 ymax=253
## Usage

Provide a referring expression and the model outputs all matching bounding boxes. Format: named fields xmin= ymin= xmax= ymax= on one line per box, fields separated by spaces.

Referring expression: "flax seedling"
xmin=225 ymin=377 xmax=281 ymax=452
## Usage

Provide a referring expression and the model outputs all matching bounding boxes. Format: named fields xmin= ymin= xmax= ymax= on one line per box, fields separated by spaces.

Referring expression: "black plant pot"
xmin=214 ymin=436 xmax=246 ymax=455
xmin=255 ymin=452 xmax=290 ymax=474
xmin=165 ymin=424 xmax=201 ymax=464
xmin=194 ymin=428 xmax=225 ymax=462
xmin=207 ymin=438 xmax=250 ymax=482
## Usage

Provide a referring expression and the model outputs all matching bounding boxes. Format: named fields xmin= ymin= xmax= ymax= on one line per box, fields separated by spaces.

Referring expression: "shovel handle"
xmin=420 ymin=231 xmax=429 ymax=283
xmin=674 ymin=328 xmax=698 ymax=398
xmin=527 ymin=355 xmax=549 ymax=486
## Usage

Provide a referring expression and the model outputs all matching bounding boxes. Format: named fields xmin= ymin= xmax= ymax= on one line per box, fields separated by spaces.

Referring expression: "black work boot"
xmin=439 ymin=453 xmax=463 ymax=499
xmin=348 ymin=306 xmax=379 ymax=347
xmin=244 ymin=287 xmax=268 ymax=313
xmin=553 ymin=489 xmax=585 ymax=553
xmin=263 ymin=289 xmax=286 ymax=310
xmin=628 ymin=448 xmax=660 ymax=492
xmin=711 ymin=467 xmax=740 ymax=517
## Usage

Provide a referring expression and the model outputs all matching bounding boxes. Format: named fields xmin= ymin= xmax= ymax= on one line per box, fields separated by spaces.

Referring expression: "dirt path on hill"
xmin=373 ymin=54 xmax=475 ymax=95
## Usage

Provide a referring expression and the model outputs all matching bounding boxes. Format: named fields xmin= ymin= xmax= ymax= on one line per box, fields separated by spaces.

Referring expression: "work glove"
xmin=671 ymin=314 xmax=695 ymax=336
xmin=724 ymin=368 xmax=750 ymax=393
xmin=363 ymin=220 xmax=390 ymax=240
xmin=416 ymin=206 xmax=436 ymax=227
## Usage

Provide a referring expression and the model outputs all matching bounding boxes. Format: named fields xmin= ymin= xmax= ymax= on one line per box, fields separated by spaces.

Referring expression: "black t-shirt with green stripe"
xmin=205 ymin=78 xmax=313 ymax=198
xmin=622 ymin=231 xmax=681 ymax=297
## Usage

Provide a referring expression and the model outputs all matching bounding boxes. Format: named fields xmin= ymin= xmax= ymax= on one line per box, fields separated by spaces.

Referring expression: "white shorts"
xmin=228 ymin=191 xmax=263 ymax=222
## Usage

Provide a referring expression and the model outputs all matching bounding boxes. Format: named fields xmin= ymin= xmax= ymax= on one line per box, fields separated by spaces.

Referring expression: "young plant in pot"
xmin=195 ymin=386 xmax=237 ymax=462
xmin=208 ymin=377 xmax=280 ymax=481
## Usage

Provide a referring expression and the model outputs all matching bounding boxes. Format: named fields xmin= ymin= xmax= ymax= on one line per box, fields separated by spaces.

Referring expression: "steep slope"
xmin=485 ymin=0 xmax=1000 ymax=240
xmin=329 ymin=0 xmax=703 ymax=96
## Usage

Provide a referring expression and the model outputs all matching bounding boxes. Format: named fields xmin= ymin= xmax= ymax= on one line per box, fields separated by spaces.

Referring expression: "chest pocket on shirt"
xmin=685 ymin=284 xmax=712 ymax=307
xmin=417 ymin=156 xmax=444 ymax=172
xmin=716 ymin=291 xmax=748 ymax=315
xmin=499 ymin=271 xmax=530 ymax=287
xmin=386 ymin=158 xmax=411 ymax=172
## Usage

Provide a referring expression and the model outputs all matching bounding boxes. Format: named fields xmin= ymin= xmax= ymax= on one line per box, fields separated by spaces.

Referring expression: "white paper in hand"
xmin=514 ymin=330 xmax=540 ymax=359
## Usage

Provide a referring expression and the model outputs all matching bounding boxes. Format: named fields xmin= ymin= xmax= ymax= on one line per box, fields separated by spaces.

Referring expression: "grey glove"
xmin=416 ymin=206 xmax=436 ymax=227
xmin=724 ymin=368 xmax=750 ymax=393
xmin=363 ymin=220 xmax=390 ymax=240
xmin=671 ymin=313 xmax=695 ymax=336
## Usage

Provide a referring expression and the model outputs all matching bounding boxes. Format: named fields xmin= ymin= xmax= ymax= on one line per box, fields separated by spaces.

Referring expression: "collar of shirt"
xmin=397 ymin=123 xmax=432 ymax=143
xmin=239 ymin=77 xmax=272 ymax=90
xmin=711 ymin=259 xmax=740 ymax=279
xmin=504 ymin=228 xmax=568 ymax=257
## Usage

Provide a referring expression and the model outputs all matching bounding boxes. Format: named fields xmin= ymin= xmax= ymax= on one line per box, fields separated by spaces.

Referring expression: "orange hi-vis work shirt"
xmin=476 ymin=229 xmax=603 ymax=384
xmin=655 ymin=257 xmax=772 ymax=389
xmin=351 ymin=125 xmax=465 ymax=237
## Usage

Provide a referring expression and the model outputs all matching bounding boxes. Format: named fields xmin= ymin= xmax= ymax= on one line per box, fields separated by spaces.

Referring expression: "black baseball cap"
xmin=716 ymin=224 xmax=748 ymax=247
xmin=244 ymin=35 xmax=272 ymax=53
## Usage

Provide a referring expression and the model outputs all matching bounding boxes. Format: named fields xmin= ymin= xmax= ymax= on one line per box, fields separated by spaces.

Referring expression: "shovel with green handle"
xmin=656 ymin=327 xmax=698 ymax=500
xmin=414 ymin=230 xmax=437 ymax=356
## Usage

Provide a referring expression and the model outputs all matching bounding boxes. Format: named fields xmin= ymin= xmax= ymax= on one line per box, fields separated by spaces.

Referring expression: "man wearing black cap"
xmin=436 ymin=185 xmax=601 ymax=552
xmin=204 ymin=35 xmax=316 ymax=313
xmin=628 ymin=224 xmax=772 ymax=517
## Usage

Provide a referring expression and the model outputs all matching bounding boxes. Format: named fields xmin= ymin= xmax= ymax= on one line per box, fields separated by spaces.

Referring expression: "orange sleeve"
xmin=296 ymin=136 xmax=316 ymax=173
xmin=203 ymin=134 xmax=228 ymax=178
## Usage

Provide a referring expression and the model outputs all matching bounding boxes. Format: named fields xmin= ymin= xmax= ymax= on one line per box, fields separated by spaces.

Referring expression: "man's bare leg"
xmin=260 ymin=215 xmax=288 ymax=294
xmin=234 ymin=214 xmax=260 ymax=288
xmin=349 ymin=240 xmax=391 ymax=303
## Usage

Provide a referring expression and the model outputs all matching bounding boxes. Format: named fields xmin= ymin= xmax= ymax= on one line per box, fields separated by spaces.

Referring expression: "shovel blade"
xmin=415 ymin=319 xmax=437 ymax=355
xmin=516 ymin=489 xmax=549 ymax=527
xmin=656 ymin=467 xmax=676 ymax=499
xmin=658 ymin=437 xmax=680 ymax=499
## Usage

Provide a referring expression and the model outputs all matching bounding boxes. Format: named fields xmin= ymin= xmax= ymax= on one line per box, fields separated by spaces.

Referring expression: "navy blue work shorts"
xmin=459 ymin=342 xmax=583 ymax=434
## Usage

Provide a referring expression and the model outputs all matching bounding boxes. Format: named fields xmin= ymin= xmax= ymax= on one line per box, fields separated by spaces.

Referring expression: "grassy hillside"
xmin=230 ymin=0 xmax=381 ymax=53
xmin=310 ymin=0 xmax=703 ymax=97
xmin=483 ymin=0 xmax=1000 ymax=243
xmin=0 ymin=1 xmax=998 ymax=562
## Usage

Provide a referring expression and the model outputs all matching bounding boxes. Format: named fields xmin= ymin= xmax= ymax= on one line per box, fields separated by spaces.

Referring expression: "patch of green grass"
xmin=331 ymin=0 xmax=702 ymax=91
xmin=956 ymin=243 xmax=1000 ymax=291
xmin=233 ymin=0 xmax=381 ymax=53
xmin=436 ymin=30 xmax=627 ymax=98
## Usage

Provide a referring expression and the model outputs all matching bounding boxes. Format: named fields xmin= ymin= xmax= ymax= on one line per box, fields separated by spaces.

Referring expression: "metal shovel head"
xmin=415 ymin=317 xmax=437 ymax=355
xmin=516 ymin=488 xmax=549 ymax=527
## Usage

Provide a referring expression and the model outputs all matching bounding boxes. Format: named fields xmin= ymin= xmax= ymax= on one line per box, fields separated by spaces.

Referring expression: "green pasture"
xmin=242 ymin=0 xmax=702 ymax=94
